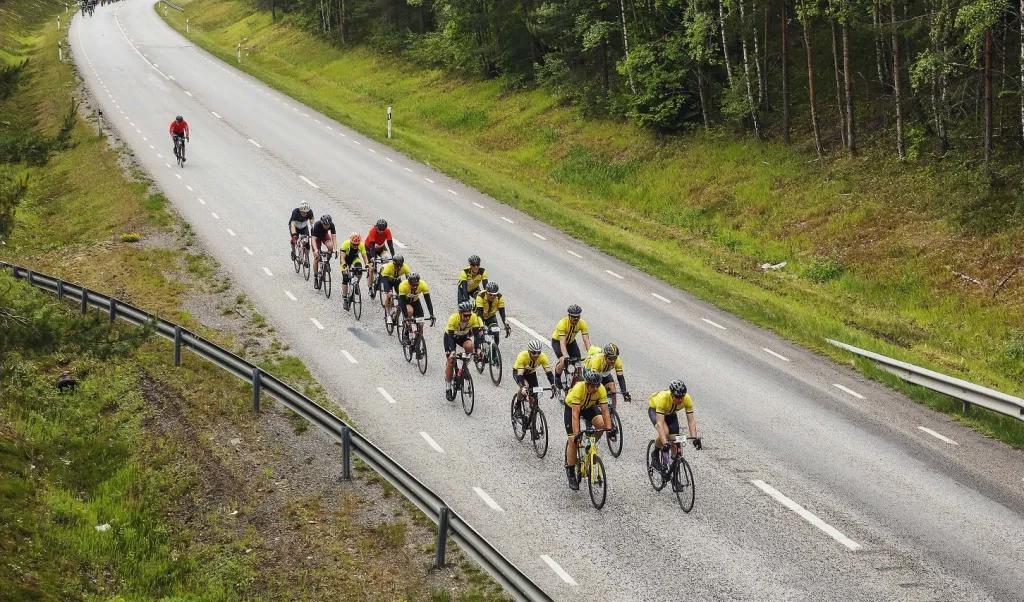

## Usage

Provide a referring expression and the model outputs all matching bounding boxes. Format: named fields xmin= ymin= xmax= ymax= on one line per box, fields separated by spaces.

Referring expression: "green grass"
xmin=162 ymin=0 xmax=1024 ymax=447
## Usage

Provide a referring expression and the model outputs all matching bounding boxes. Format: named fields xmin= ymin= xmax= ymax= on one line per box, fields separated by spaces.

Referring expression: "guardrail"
xmin=159 ymin=0 xmax=184 ymax=11
xmin=826 ymin=338 xmax=1024 ymax=421
xmin=2 ymin=263 xmax=551 ymax=602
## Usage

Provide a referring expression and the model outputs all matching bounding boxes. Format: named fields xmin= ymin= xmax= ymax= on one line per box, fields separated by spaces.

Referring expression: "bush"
xmin=804 ymin=256 xmax=847 ymax=283
xmin=616 ymin=36 xmax=698 ymax=132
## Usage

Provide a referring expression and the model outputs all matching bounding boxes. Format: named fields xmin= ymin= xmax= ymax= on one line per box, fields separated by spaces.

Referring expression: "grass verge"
xmin=161 ymin=0 xmax=1024 ymax=446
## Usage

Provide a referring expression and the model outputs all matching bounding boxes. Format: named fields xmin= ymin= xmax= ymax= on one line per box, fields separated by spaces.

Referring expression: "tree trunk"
xmin=762 ymin=3 xmax=771 ymax=109
xmin=803 ymin=16 xmax=824 ymax=160
xmin=752 ymin=0 xmax=765 ymax=106
xmin=602 ymin=38 xmax=610 ymax=98
xmin=842 ymin=23 xmax=855 ymax=154
xmin=831 ymin=21 xmax=847 ymax=147
xmin=338 ymin=0 xmax=346 ymax=44
xmin=719 ymin=0 xmax=735 ymax=85
xmin=1020 ymin=0 xmax=1023 ymax=144
xmin=697 ymin=64 xmax=711 ymax=129
xmin=739 ymin=0 xmax=763 ymax=137
xmin=984 ymin=27 xmax=993 ymax=162
xmin=620 ymin=0 xmax=637 ymax=93
xmin=271 ymin=0 xmax=276 ymax=22
xmin=782 ymin=0 xmax=791 ymax=144
xmin=873 ymin=0 xmax=887 ymax=87
xmin=890 ymin=0 xmax=905 ymax=160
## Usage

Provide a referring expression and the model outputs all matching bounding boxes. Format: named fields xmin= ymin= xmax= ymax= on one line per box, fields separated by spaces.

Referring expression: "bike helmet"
xmin=349 ymin=232 xmax=361 ymax=245
xmin=485 ymin=282 xmax=499 ymax=294
xmin=603 ymin=343 xmax=619 ymax=359
xmin=392 ymin=255 xmax=404 ymax=267
xmin=320 ymin=214 xmax=333 ymax=226
xmin=467 ymin=255 xmax=481 ymax=266
xmin=669 ymin=380 xmax=687 ymax=397
xmin=175 ymin=115 xmax=183 ymax=122
xmin=528 ymin=340 xmax=543 ymax=353
xmin=408 ymin=273 xmax=421 ymax=285
xmin=375 ymin=218 xmax=388 ymax=230
xmin=583 ymin=369 xmax=602 ymax=386
xmin=567 ymin=304 xmax=582 ymax=317
xmin=298 ymin=201 xmax=310 ymax=212
xmin=458 ymin=301 xmax=474 ymax=313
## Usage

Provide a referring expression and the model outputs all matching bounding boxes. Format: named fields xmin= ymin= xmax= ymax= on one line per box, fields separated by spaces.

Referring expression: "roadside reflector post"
xmin=57 ymin=16 xmax=61 ymax=29
xmin=237 ymin=42 xmax=241 ymax=63
xmin=186 ymin=18 xmax=190 ymax=33
xmin=386 ymin=105 xmax=392 ymax=139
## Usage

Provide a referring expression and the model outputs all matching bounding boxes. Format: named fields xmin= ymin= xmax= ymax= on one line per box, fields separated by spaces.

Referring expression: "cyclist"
xmin=513 ymin=340 xmax=557 ymax=399
xmin=444 ymin=301 xmax=485 ymax=399
xmin=365 ymin=219 xmax=395 ymax=296
xmin=287 ymin=201 xmax=315 ymax=261
xmin=379 ymin=255 xmax=410 ymax=323
xmin=474 ymin=282 xmax=511 ymax=346
xmin=563 ymin=369 xmax=614 ymax=490
xmin=649 ymin=380 xmax=702 ymax=470
xmin=584 ymin=343 xmax=631 ymax=402
xmin=310 ymin=214 xmax=336 ymax=290
xmin=339 ymin=232 xmax=369 ymax=311
xmin=168 ymin=115 xmax=190 ymax=162
xmin=397 ymin=273 xmax=436 ymax=347
xmin=457 ymin=255 xmax=488 ymax=303
xmin=550 ymin=304 xmax=592 ymax=388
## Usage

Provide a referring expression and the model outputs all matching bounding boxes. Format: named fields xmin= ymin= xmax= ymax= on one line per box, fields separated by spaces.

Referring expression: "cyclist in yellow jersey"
xmin=475 ymin=282 xmax=511 ymax=344
xmin=648 ymin=380 xmax=702 ymax=470
xmin=397 ymin=273 xmax=436 ymax=345
xmin=444 ymin=301 xmax=485 ymax=399
xmin=339 ymin=233 xmax=369 ymax=311
xmin=379 ymin=255 xmax=410 ymax=322
xmin=563 ymin=370 xmax=614 ymax=490
xmin=513 ymin=340 xmax=557 ymax=398
xmin=457 ymin=254 xmax=488 ymax=303
xmin=550 ymin=304 xmax=592 ymax=388
xmin=584 ymin=343 xmax=631 ymax=402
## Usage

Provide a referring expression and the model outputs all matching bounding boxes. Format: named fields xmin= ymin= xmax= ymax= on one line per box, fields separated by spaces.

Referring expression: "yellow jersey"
xmin=381 ymin=261 xmax=410 ymax=278
xmin=584 ymin=350 xmax=624 ymax=377
xmin=564 ymin=382 xmax=608 ymax=410
xmin=513 ymin=350 xmax=550 ymax=374
xmin=649 ymin=390 xmax=694 ymax=415
xmin=398 ymin=279 xmax=430 ymax=302
xmin=475 ymin=293 xmax=505 ymax=319
xmin=551 ymin=317 xmax=589 ymax=341
xmin=339 ymin=240 xmax=366 ymax=264
xmin=445 ymin=312 xmax=484 ymax=336
xmin=458 ymin=267 xmax=488 ymax=294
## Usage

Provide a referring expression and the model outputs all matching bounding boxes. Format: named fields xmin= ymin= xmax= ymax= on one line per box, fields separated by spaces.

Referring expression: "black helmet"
xmin=567 ymin=304 xmax=582 ymax=317
xmin=669 ymin=380 xmax=687 ymax=397
xmin=603 ymin=343 xmax=619 ymax=359
xmin=467 ymin=255 xmax=481 ymax=266
xmin=408 ymin=273 xmax=421 ymax=285
xmin=320 ymin=214 xmax=333 ymax=226
xmin=392 ymin=255 xmax=404 ymax=267
xmin=375 ymin=218 xmax=388 ymax=230
xmin=583 ymin=369 xmax=601 ymax=385
xmin=175 ymin=115 xmax=183 ymax=122
xmin=485 ymin=282 xmax=499 ymax=294
xmin=458 ymin=301 xmax=474 ymax=313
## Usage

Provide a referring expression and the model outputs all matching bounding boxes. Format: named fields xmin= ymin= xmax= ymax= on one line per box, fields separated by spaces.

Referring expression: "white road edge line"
xmin=394 ymin=239 xmax=408 ymax=249
xmin=501 ymin=217 xmax=514 ymax=224
xmin=507 ymin=317 xmax=546 ymax=344
xmin=299 ymin=175 xmax=320 ymax=189
xmin=833 ymin=384 xmax=865 ymax=399
xmin=917 ymin=426 xmax=959 ymax=445
xmin=762 ymin=348 xmax=791 ymax=362
xmin=472 ymin=487 xmax=505 ymax=513
xmin=448 ymin=189 xmax=459 ymax=196
xmin=211 ymin=111 xmax=222 ymax=119
xmin=248 ymin=138 xmax=262 ymax=148
xmin=751 ymin=480 xmax=862 ymax=551
xmin=262 ymin=267 xmax=273 ymax=277
xmin=702 ymin=318 xmax=727 ymax=330
xmin=605 ymin=269 xmax=623 ymax=279
xmin=184 ymin=90 xmax=192 ymax=97
xmin=651 ymin=292 xmax=671 ymax=303
xmin=424 ymin=177 xmax=435 ymax=184
xmin=419 ymin=431 xmax=444 ymax=454
xmin=285 ymin=290 xmax=297 ymax=301
xmin=472 ymin=202 xmax=485 ymax=209
xmin=532 ymin=232 xmax=547 ymax=240
xmin=310 ymin=317 xmax=324 ymax=330
xmin=566 ymin=249 xmax=582 ymax=258
xmin=341 ymin=350 xmax=358 ymax=364
xmin=540 ymin=555 xmax=577 ymax=586
xmin=377 ymin=387 xmax=397 ymax=404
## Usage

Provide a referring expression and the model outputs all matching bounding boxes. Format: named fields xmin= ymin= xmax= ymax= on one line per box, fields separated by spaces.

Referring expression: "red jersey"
xmin=365 ymin=226 xmax=392 ymax=247
xmin=169 ymin=120 xmax=190 ymax=136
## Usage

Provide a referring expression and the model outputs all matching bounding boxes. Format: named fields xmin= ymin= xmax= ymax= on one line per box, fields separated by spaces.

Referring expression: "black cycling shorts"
xmin=551 ymin=339 xmax=581 ymax=361
xmin=563 ymin=404 xmax=599 ymax=435
xmin=647 ymin=408 xmax=680 ymax=435
xmin=381 ymin=276 xmax=398 ymax=293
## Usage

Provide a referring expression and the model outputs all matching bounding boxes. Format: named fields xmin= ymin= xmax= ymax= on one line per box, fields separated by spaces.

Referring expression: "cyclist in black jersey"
xmin=287 ymin=201 xmax=315 ymax=261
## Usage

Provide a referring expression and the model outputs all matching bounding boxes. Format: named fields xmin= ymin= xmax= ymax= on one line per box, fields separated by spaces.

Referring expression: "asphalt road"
xmin=70 ymin=3 xmax=1024 ymax=599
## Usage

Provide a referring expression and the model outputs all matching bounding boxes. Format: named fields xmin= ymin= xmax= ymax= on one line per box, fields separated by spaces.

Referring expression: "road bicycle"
xmin=173 ymin=136 xmax=186 ymax=168
xmin=557 ymin=357 xmax=582 ymax=400
xmin=291 ymin=235 xmax=311 ymax=281
xmin=510 ymin=385 xmax=550 ymax=458
xmin=369 ymin=255 xmax=390 ymax=306
xmin=382 ymin=291 xmax=399 ymax=336
xmin=343 ymin=264 xmax=364 ymax=321
xmin=314 ymin=250 xmax=333 ymax=298
xmin=447 ymin=349 xmax=475 ymax=415
xmin=472 ymin=324 xmax=503 ymax=386
xmin=646 ymin=434 xmax=697 ymax=512
xmin=605 ymin=391 xmax=624 ymax=458
xmin=570 ymin=428 xmax=610 ymax=509
xmin=399 ymin=315 xmax=429 ymax=375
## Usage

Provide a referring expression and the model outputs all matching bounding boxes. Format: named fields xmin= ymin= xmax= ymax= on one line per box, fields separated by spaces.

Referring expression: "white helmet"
xmin=298 ymin=201 xmax=310 ymax=212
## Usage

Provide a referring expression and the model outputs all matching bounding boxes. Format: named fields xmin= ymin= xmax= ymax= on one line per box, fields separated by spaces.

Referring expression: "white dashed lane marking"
xmin=762 ymin=348 xmax=791 ymax=362
xmin=341 ymin=350 xmax=358 ymax=364
xmin=651 ymin=292 xmax=671 ymax=303
xmin=299 ymin=175 xmax=319 ymax=189
xmin=197 ymin=197 xmax=206 ymax=205
xmin=211 ymin=111 xmax=222 ymax=119
xmin=174 ymin=174 xmax=182 ymax=180
xmin=566 ymin=249 xmax=582 ymax=259
xmin=185 ymin=185 xmax=193 ymax=192
xmin=226 ymin=228 xmax=236 ymax=237
xmin=605 ymin=270 xmax=623 ymax=279
xmin=243 ymin=246 xmax=253 ymax=255
xmin=393 ymin=239 xmax=408 ymax=249
xmin=472 ymin=487 xmax=505 ymax=513
xmin=262 ymin=267 xmax=273 ymax=277
xmin=501 ymin=217 xmax=514 ymax=224
xmin=184 ymin=90 xmax=192 ymax=97
xmin=473 ymin=202 xmax=485 ymax=209
xmin=507 ymin=317 xmax=547 ymax=344
xmin=751 ymin=480 xmax=862 ymax=551
xmin=248 ymin=138 xmax=262 ymax=148
xmin=404 ymin=167 xmax=413 ymax=173
xmin=448 ymin=189 xmax=459 ymax=196
xmin=918 ymin=426 xmax=958 ymax=445
xmin=701 ymin=318 xmax=727 ymax=330
xmin=424 ymin=177 xmax=434 ymax=184
xmin=541 ymin=555 xmax=577 ymax=586
xmin=419 ymin=432 xmax=444 ymax=454
xmin=211 ymin=212 xmax=220 ymax=219
xmin=833 ymin=384 xmax=865 ymax=399
xmin=310 ymin=317 xmax=324 ymax=330
xmin=285 ymin=290 xmax=297 ymax=302
xmin=532 ymin=233 xmax=547 ymax=241
xmin=377 ymin=387 xmax=398 ymax=404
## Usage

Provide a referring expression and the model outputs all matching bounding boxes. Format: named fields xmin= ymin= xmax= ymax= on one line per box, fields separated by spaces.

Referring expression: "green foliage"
xmin=618 ymin=35 xmax=698 ymax=131
xmin=803 ymin=256 xmax=846 ymax=283
xmin=0 ymin=170 xmax=28 ymax=238
xmin=0 ymin=60 xmax=27 ymax=100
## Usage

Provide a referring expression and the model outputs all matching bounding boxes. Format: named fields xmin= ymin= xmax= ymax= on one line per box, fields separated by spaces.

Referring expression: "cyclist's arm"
xmin=422 ymin=292 xmax=435 ymax=318
xmin=686 ymin=411 xmax=698 ymax=439
xmin=497 ymin=306 xmax=508 ymax=326
xmin=184 ymin=123 xmax=190 ymax=139
xmin=386 ymin=239 xmax=395 ymax=255
xmin=397 ymin=293 xmax=408 ymax=314
xmin=582 ymin=333 xmax=592 ymax=350
xmin=513 ymin=369 xmax=524 ymax=385
xmin=558 ymin=335 xmax=569 ymax=357
xmin=655 ymin=413 xmax=669 ymax=443
xmin=443 ymin=331 xmax=456 ymax=353
xmin=616 ymin=373 xmax=628 ymax=393
xmin=456 ymin=279 xmax=468 ymax=300
xmin=599 ymin=402 xmax=612 ymax=431
xmin=571 ymin=404 xmax=582 ymax=438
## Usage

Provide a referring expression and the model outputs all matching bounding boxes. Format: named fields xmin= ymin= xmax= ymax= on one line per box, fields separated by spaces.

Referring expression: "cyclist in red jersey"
xmin=364 ymin=218 xmax=395 ymax=294
xmin=168 ymin=115 xmax=190 ymax=162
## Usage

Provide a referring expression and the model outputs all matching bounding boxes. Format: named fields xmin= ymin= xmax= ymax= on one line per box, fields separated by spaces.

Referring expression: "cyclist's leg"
xmin=552 ymin=338 xmax=566 ymax=378
xmin=484 ymin=316 xmax=499 ymax=345
xmin=563 ymin=405 xmax=576 ymax=465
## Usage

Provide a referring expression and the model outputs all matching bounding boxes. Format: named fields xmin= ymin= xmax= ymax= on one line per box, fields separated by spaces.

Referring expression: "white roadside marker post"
xmin=386 ymin=105 xmax=392 ymax=139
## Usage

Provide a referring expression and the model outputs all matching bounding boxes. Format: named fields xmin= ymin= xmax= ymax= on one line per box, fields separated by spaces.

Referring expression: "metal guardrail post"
xmin=251 ymin=367 xmax=262 ymax=414
xmin=57 ymin=279 xmax=64 ymax=301
xmin=109 ymin=298 xmax=117 ymax=323
xmin=26 ymin=269 xmax=33 ymax=285
xmin=80 ymin=287 xmax=88 ymax=314
xmin=435 ymin=505 xmax=450 ymax=568
xmin=341 ymin=424 xmax=352 ymax=480
xmin=173 ymin=325 xmax=183 ymax=366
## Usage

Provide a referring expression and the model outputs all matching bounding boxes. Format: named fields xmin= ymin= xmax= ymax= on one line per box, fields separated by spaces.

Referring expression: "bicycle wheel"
xmin=352 ymin=284 xmax=362 ymax=321
xmin=292 ymin=245 xmax=301 ymax=273
xmin=488 ymin=344 xmax=502 ymax=386
xmin=384 ymin=305 xmax=395 ymax=336
xmin=474 ymin=344 xmax=486 ymax=373
xmin=510 ymin=395 xmax=527 ymax=441
xmin=532 ymin=408 xmax=549 ymax=458
xmin=674 ymin=457 xmax=696 ymax=513
xmin=302 ymin=249 xmax=311 ymax=281
xmin=402 ymin=328 xmax=414 ymax=363
xmin=416 ymin=335 xmax=428 ymax=374
xmin=646 ymin=440 xmax=666 ymax=491
xmin=461 ymin=372 xmax=475 ymax=415
xmin=588 ymin=455 xmax=607 ymax=510
xmin=377 ymin=279 xmax=386 ymax=308
xmin=323 ymin=268 xmax=332 ymax=298
xmin=606 ymin=409 xmax=623 ymax=458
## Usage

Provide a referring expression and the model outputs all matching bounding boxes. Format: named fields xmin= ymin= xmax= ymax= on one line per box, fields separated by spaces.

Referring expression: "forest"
xmin=253 ymin=0 xmax=1024 ymax=166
